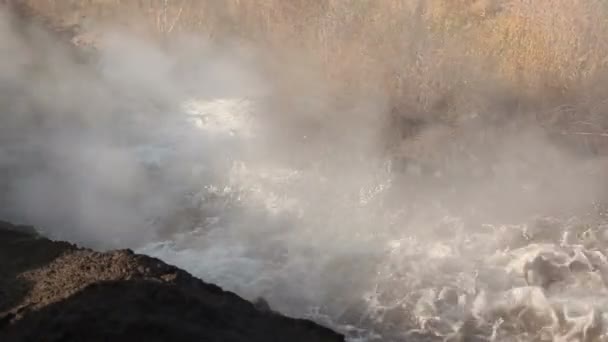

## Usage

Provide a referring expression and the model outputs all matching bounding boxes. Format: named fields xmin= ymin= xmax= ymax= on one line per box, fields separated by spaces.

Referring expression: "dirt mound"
xmin=0 ymin=221 xmax=344 ymax=342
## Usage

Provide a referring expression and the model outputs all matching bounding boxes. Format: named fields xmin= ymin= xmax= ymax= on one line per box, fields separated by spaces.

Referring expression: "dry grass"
xmin=12 ymin=0 xmax=608 ymax=139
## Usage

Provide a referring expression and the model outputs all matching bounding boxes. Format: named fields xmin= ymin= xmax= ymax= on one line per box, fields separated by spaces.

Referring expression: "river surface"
xmin=2 ymin=95 xmax=608 ymax=341
xmin=127 ymin=98 xmax=608 ymax=342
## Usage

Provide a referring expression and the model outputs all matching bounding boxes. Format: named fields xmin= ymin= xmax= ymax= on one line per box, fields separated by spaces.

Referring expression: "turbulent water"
xmin=106 ymin=97 xmax=608 ymax=342
xmin=2 ymin=90 xmax=608 ymax=341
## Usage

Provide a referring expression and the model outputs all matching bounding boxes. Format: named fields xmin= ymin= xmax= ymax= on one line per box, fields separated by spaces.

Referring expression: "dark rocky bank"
xmin=0 ymin=221 xmax=344 ymax=342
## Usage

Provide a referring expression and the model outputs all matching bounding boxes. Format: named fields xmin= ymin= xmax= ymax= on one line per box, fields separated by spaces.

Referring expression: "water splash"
xmin=134 ymin=97 xmax=608 ymax=341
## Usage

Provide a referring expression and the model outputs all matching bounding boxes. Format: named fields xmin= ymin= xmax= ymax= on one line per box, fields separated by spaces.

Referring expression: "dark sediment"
xmin=0 ymin=221 xmax=344 ymax=342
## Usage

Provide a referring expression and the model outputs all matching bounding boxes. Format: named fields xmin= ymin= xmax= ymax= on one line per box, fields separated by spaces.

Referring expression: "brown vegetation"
xmin=10 ymin=0 xmax=608 ymax=154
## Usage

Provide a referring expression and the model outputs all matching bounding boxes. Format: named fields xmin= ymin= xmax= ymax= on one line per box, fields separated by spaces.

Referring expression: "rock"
xmin=0 ymin=222 xmax=344 ymax=342
xmin=523 ymin=254 xmax=568 ymax=289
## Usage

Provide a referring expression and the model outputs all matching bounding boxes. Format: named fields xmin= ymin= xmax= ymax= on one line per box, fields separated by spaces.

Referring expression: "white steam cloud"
xmin=2 ymin=7 xmax=608 ymax=342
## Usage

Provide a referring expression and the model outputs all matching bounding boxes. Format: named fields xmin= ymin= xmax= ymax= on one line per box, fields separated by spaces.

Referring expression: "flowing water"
xmin=120 ymin=97 xmax=608 ymax=342
xmin=2 ymin=92 xmax=607 ymax=341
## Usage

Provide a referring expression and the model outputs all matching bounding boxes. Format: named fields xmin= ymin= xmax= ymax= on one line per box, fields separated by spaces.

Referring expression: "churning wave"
xmin=130 ymin=97 xmax=608 ymax=342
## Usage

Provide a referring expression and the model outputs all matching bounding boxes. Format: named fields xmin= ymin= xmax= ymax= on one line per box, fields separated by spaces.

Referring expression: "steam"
xmin=0 ymin=10 xmax=269 ymax=247
xmin=2 ymin=7 xmax=608 ymax=342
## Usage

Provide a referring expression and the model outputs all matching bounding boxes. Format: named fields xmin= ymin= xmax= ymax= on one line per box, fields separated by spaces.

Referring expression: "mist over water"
xmin=2 ymin=7 xmax=608 ymax=342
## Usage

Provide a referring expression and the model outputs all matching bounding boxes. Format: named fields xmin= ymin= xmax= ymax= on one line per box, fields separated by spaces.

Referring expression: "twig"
xmin=167 ymin=3 xmax=184 ymax=34
xmin=558 ymin=131 xmax=608 ymax=137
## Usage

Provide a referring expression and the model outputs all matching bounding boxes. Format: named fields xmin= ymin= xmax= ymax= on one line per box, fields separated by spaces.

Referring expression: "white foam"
xmin=182 ymin=98 xmax=255 ymax=138
xmin=133 ymin=97 xmax=608 ymax=342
